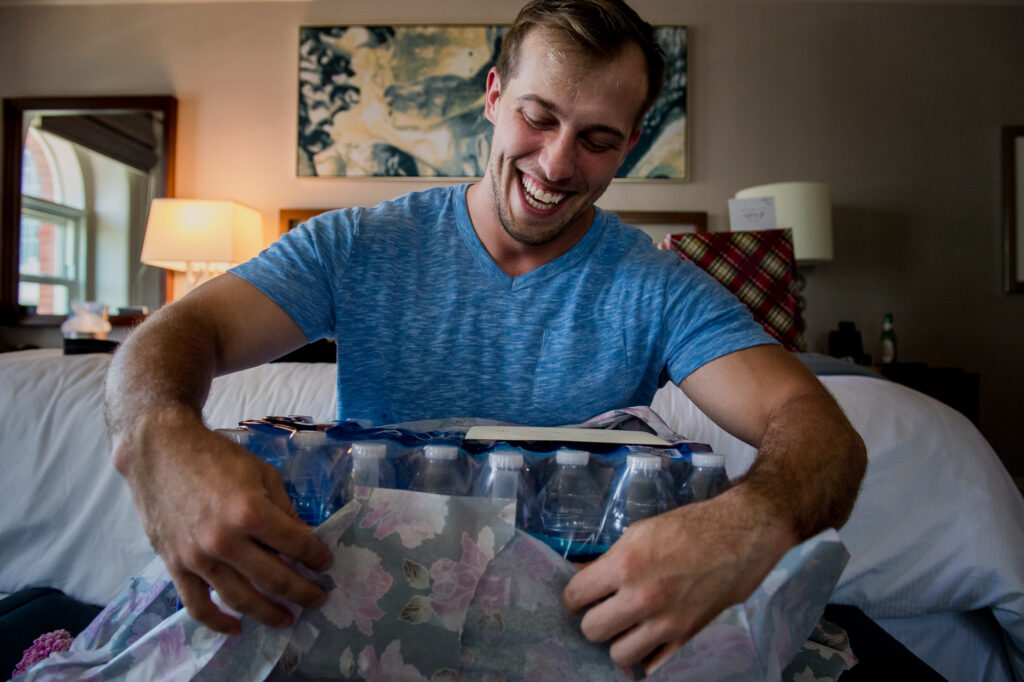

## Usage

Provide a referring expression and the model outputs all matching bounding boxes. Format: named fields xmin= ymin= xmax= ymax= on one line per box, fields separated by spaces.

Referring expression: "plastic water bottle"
xmin=238 ymin=420 xmax=291 ymax=473
xmin=537 ymin=448 xmax=604 ymax=548
xmin=324 ymin=441 xmax=395 ymax=517
xmin=600 ymin=453 xmax=676 ymax=544
xmin=214 ymin=427 xmax=250 ymax=449
xmin=678 ymin=453 xmax=730 ymax=505
xmin=472 ymin=447 xmax=535 ymax=530
xmin=285 ymin=430 xmax=336 ymax=526
xmin=409 ymin=444 xmax=468 ymax=495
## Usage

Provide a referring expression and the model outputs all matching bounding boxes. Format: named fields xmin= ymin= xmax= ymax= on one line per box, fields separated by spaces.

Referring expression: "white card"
xmin=728 ymin=197 xmax=777 ymax=231
xmin=464 ymin=426 xmax=670 ymax=446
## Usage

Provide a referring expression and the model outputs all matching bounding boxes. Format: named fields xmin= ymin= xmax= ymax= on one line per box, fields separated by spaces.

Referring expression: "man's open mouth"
xmin=520 ymin=173 xmax=567 ymax=211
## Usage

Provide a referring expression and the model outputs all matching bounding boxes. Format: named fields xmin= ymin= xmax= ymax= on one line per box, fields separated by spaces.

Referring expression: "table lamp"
xmin=141 ymin=198 xmax=263 ymax=295
xmin=734 ymin=181 xmax=833 ymax=263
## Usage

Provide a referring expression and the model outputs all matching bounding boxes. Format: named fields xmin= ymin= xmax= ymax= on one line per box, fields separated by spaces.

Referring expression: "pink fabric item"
xmin=12 ymin=629 xmax=74 ymax=677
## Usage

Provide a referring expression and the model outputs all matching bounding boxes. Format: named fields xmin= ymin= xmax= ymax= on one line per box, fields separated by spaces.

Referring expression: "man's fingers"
xmin=606 ymin=620 xmax=666 ymax=670
xmin=198 ymin=560 xmax=296 ymax=630
xmin=230 ymin=524 xmax=330 ymax=612
xmin=172 ymin=567 xmax=240 ymax=635
xmin=253 ymin=502 xmax=333 ymax=574
xmin=562 ymin=554 xmax=619 ymax=614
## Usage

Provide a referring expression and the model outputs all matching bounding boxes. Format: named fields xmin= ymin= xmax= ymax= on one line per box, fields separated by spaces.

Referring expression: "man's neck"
xmin=465 ymin=181 xmax=594 ymax=278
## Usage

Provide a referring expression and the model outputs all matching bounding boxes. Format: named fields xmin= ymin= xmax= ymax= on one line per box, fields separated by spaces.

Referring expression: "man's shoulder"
xmin=359 ymin=184 xmax=466 ymax=222
xmin=592 ymin=208 xmax=682 ymax=271
xmin=302 ymin=184 xmax=467 ymax=244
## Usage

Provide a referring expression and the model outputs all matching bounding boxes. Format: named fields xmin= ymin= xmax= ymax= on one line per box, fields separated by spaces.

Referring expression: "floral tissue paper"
xmin=18 ymin=486 xmax=854 ymax=681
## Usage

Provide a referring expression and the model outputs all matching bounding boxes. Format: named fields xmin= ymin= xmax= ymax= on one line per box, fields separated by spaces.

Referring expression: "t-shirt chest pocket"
xmin=530 ymin=324 xmax=635 ymax=424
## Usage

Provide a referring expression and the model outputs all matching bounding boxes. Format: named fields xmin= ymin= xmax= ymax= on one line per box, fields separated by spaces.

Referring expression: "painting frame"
xmin=297 ymin=24 xmax=688 ymax=182
xmin=1003 ymin=125 xmax=1024 ymax=293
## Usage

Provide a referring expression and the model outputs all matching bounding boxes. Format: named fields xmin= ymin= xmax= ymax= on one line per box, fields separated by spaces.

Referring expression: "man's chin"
xmin=500 ymin=219 xmax=567 ymax=247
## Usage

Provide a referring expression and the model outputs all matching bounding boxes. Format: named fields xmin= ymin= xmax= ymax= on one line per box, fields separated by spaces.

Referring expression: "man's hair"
xmin=496 ymin=0 xmax=666 ymax=125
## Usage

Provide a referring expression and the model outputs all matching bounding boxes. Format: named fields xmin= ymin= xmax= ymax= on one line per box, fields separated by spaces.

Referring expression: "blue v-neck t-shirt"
xmin=231 ymin=184 xmax=774 ymax=426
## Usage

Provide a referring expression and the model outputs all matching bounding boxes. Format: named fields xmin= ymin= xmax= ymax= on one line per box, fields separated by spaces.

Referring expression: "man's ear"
xmin=484 ymin=68 xmax=501 ymax=124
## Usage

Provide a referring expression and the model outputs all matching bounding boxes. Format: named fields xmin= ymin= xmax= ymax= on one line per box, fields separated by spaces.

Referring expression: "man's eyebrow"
xmin=516 ymin=94 xmax=628 ymax=142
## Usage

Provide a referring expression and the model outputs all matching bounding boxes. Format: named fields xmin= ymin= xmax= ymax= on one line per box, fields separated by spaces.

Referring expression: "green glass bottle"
xmin=880 ymin=313 xmax=897 ymax=364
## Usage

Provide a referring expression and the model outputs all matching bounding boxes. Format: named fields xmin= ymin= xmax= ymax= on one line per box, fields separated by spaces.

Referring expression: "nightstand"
xmin=874 ymin=363 xmax=980 ymax=426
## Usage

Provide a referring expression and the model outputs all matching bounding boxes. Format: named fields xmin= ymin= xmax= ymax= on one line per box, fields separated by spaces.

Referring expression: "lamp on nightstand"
xmin=141 ymin=198 xmax=263 ymax=297
xmin=734 ymin=181 xmax=834 ymax=263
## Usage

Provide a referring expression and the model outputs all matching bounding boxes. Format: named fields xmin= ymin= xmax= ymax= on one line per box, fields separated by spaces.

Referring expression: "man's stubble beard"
xmin=489 ymin=164 xmax=585 ymax=247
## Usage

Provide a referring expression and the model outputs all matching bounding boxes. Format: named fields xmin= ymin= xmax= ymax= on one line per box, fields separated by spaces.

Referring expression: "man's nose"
xmin=538 ymin=131 xmax=575 ymax=182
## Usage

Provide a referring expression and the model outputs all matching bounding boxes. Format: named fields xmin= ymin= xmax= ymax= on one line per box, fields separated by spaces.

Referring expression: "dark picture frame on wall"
xmin=1003 ymin=126 xmax=1024 ymax=294
xmin=297 ymin=25 xmax=688 ymax=181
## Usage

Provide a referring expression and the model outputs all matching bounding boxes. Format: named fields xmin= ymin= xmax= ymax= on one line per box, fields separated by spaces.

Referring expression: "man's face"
xmin=482 ymin=29 xmax=647 ymax=247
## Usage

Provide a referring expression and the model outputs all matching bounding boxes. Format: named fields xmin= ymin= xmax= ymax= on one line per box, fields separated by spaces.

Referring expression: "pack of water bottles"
xmin=217 ymin=411 xmax=731 ymax=561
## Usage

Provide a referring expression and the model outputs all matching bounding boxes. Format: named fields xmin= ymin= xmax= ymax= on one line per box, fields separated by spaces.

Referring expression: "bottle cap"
xmin=555 ymin=448 xmax=590 ymax=466
xmin=626 ymin=454 xmax=662 ymax=471
xmin=490 ymin=451 xmax=524 ymax=469
xmin=424 ymin=444 xmax=459 ymax=461
xmin=691 ymin=453 xmax=726 ymax=468
xmin=352 ymin=442 xmax=387 ymax=460
xmin=291 ymin=430 xmax=327 ymax=447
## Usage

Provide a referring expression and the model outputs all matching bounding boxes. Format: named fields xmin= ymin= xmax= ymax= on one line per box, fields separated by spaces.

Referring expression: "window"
xmin=19 ymin=123 xmax=147 ymax=317
xmin=19 ymin=197 xmax=85 ymax=315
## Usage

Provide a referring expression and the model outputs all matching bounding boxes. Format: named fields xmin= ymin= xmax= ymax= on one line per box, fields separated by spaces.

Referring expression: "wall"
xmin=1 ymin=0 xmax=1022 ymax=473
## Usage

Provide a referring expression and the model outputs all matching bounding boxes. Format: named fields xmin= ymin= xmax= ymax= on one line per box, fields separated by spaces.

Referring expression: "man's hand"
xmin=563 ymin=346 xmax=865 ymax=673
xmin=562 ymin=485 xmax=796 ymax=673
xmin=105 ymin=274 xmax=333 ymax=634
xmin=114 ymin=408 xmax=333 ymax=634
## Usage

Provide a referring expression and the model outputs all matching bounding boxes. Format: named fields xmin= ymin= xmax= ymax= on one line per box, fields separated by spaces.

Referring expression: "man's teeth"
xmin=521 ymin=175 xmax=566 ymax=210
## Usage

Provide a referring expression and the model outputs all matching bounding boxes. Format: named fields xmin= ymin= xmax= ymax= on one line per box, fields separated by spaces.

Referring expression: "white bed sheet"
xmin=0 ymin=350 xmax=337 ymax=607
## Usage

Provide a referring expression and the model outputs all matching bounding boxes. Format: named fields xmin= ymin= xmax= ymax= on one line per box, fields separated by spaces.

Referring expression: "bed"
xmin=0 ymin=346 xmax=1021 ymax=680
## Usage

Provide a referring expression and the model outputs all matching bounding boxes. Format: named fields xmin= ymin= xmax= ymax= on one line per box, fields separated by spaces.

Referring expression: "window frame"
xmin=18 ymin=195 xmax=87 ymax=315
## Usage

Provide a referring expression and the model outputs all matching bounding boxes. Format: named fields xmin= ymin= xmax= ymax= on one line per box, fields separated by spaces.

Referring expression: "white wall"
xmin=2 ymin=0 xmax=1023 ymax=472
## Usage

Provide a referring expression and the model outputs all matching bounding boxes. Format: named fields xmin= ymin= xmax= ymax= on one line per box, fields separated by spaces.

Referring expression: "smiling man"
xmin=468 ymin=24 xmax=648 ymax=272
xmin=106 ymin=0 xmax=866 ymax=675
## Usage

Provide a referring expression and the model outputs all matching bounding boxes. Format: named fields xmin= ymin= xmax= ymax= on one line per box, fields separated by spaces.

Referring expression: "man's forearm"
xmin=736 ymin=389 xmax=867 ymax=541
xmin=104 ymin=303 xmax=219 ymax=455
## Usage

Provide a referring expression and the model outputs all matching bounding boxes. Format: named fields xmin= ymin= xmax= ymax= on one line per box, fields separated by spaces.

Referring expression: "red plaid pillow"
xmin=663 ymin=229 xmax=805 ymax=352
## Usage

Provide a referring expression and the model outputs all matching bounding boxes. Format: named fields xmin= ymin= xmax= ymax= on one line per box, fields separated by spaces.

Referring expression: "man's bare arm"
xmin=562 ymin=344 xmax=867 ymax=672
xmin=680 ymin=344 xmax=866 ymax=538
xmin=105 ymin=273 xmax=333 ymax=634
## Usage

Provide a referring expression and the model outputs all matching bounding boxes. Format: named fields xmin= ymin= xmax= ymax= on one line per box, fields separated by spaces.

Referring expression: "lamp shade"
xmin=141 ymin=198 xmax=263 ymax=271
xmin=734 ymin=182 xmax=833 ymax=262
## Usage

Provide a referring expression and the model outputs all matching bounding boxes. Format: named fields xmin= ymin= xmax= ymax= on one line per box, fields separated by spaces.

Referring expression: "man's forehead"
xmin=509 ymin=28 xmax=647 ymax=129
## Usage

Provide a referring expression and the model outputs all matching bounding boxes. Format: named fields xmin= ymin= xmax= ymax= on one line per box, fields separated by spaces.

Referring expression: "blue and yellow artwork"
xmin=298 ymin=25 xmax=687 ymax=180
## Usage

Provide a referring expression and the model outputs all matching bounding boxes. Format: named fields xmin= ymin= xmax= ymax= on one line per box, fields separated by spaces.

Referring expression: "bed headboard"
xmin=278 ymin=208 xmax=707 ymax=243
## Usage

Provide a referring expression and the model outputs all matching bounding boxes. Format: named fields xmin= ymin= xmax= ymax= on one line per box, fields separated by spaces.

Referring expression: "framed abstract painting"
xmin=297 ymin=25 xmax=688 ymax=180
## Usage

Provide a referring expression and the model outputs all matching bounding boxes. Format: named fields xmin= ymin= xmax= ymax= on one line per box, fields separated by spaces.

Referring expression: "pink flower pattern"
xmin=153 ymin=623 xmax=186 ymax=664
xmin=428 ymin=531 xmax=490 ymax=628
xmin=322 ymin=544 xmax=394 ymax=635
xmin=359 ymin=492 xmax=447 ymax=548
xmin=357 ymin=641 xmax=431 ymax=682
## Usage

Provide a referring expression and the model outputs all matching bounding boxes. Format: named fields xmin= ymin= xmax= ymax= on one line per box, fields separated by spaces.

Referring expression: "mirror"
xmin=1 ymin=95 xmax=177 ymax=324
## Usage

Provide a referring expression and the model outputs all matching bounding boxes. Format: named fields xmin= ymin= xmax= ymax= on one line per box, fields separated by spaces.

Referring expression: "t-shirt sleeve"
xmin=661 ymin=258 xmax=779 ymax=384
xmin=229 ymin=212 xmax=351 ymax=343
